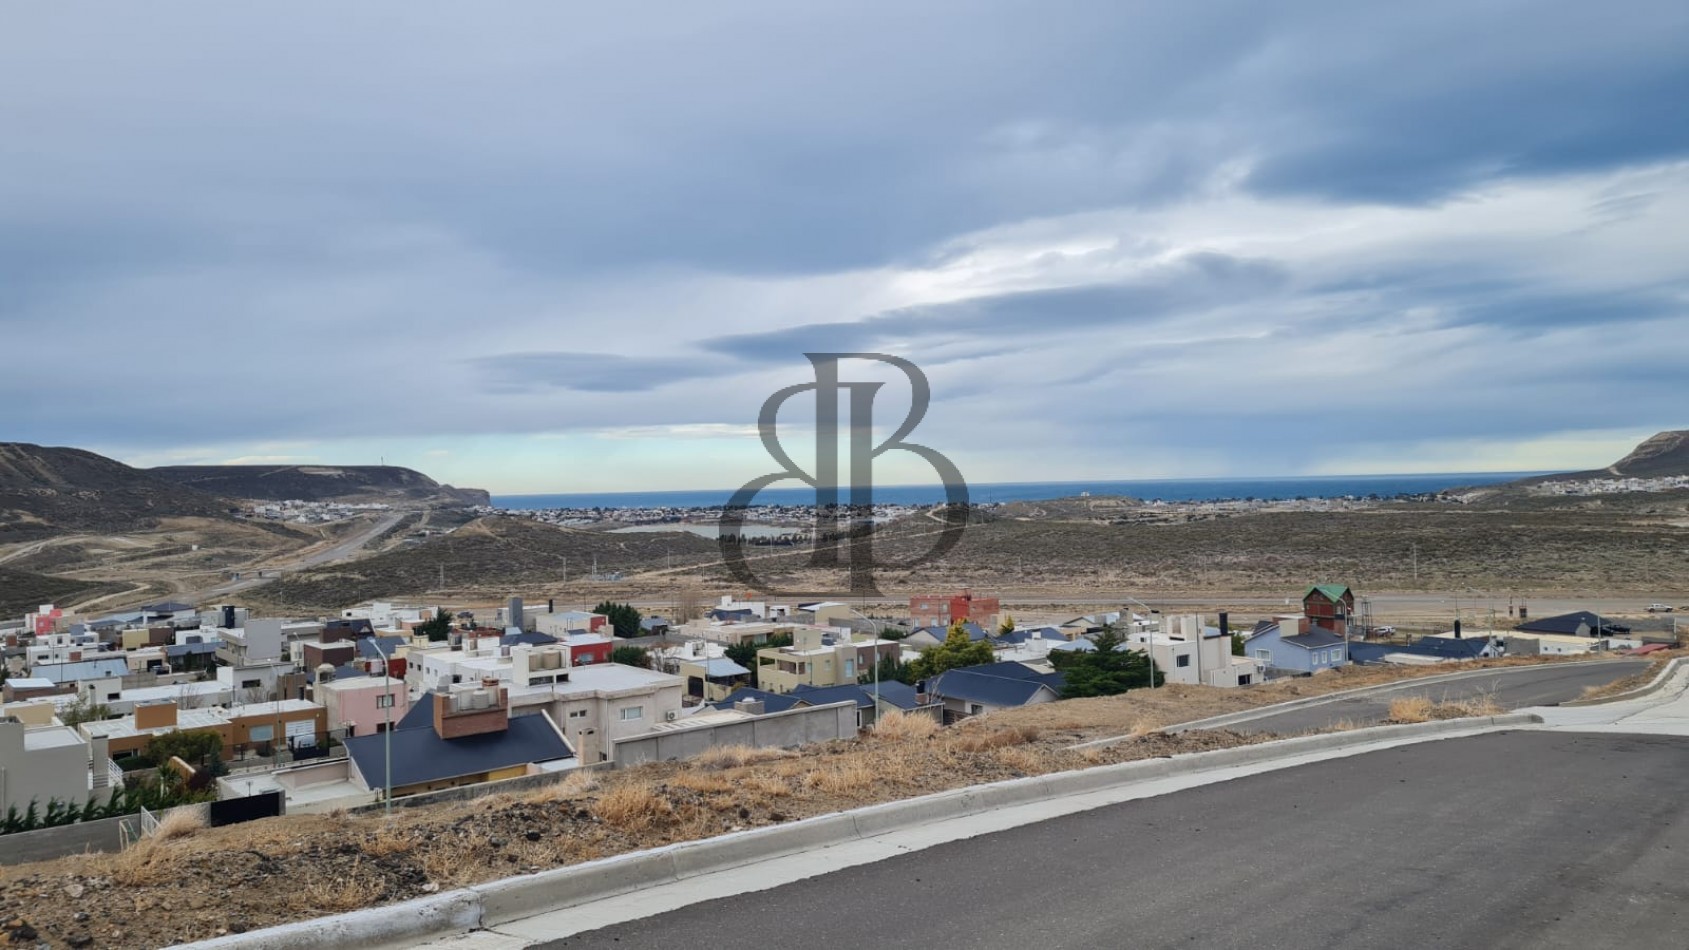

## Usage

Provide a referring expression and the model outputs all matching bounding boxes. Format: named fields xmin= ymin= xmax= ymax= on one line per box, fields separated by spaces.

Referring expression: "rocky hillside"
xmin=0 ymin=443 xmax=234 ymax=540
xmin=1512 ymin=429 xmax=1689 ymax=486
xmin=150 ymin=464 xmax=490 ymax=507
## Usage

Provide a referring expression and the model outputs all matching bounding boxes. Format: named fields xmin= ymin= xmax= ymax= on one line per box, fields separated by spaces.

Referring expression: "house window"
xmin=1176 ymin=655 xmax=1191 ymax=668
xmin=242 ymin=679 xmax=262 ymax=689
xmin=1239 ymin=675 xmax=1252 ymax=686
xmin=1255 ymin=649 xmax=1271 ymax=661
xmin=375 ymin=694 xmax=395 ymax=709
xmin=620 ymin=706 xmax=644 ymax=721
xmin=569 ymin=709 xmax=588 ymax=719
xmin=577 ymin=654 xmax=594 ymax=664
xmin=249 ymin=725 xmax=274 ymax=742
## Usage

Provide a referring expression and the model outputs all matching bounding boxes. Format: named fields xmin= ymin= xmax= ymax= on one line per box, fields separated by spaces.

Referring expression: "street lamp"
xmin=368 ymin=639 xmax=396 ymax=817
xmin=844 ymin=607 xmax=883 ymax=716
xmin=1118 ymin=595 xmax=1160 ymax=689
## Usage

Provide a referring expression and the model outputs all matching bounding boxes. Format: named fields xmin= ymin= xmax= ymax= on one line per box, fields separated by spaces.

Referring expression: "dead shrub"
xmin=954 ymin=726 xmax=1039 ymax=752
xmin=594 ymin=783 xmax=673 ymax=830
xmin=693 ymin=744 xmax=800 ymax=770
xmin=802 ymin=761 xmax=877 ymax=793
xmin=152 ymin=807 xmax=207 ymax=841
xmin=671 ymin=772 xmax=734 ymax=794
xmin=287 ymin=866 xmax=390 ymax=914
xmin=872 ymin=710 xmax=939 ymax=741
xmin=524 ymin=769 xmax=600 ymax=804
xmin=993 ymin=746 xmax=1046 ymax=774
xmin=738 ymin=772 xmax=792 ymax=800
xmin=1387 ymin=695 xmax=1433 ymax=723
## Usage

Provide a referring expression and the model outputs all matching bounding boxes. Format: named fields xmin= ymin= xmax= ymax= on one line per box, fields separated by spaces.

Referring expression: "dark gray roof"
xmin=356 ymin=635 xmax=408 ymax=659
xmin=865 ymin=679 xmax=927 ymax=710
xmin=499 ymin=631 xmax=559 ymax=647
xmin=1517 ymin=611 xmax=1630 ymax=636
xmin=708 ymin=687 xmax=804 ymax=713
xmin=164 ymin=642 xmax=218 ymax=658
xmin=397 ymin=692 xmax=442 ymax=730
xmin=928 ymin=666 xmax=1064 ymax=708
xmin=1281 ymin=628 xmax=1346 ymax=649
xmin=141 ymin=601 xmax=195 ymax=613
xmin=791 ymin=683 xmax=873 ymax=708
xmin=344 ymin=714 xmax=572 ymax=790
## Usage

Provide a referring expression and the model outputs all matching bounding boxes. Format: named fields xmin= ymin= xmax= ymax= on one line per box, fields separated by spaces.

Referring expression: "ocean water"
xmin=494 ymin=472 xmax=1545 ymax=510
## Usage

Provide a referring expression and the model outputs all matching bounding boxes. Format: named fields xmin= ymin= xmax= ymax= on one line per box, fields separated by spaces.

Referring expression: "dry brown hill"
xmin=0 ymin=443 xmax=234 ymax=540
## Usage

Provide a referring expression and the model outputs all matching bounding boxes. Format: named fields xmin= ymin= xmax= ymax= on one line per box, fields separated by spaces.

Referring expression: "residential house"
xmin=1303 ymin=585 xmax=1358 ymax=636
xmin=1349 ymin=635 xmax=1500 ymax=665
xmin=925 ymin=661 xmax=1065 ymax=721
xmin=1517 ymin=611 xmax=1632 ymax=638
xmin=654 ymin=640 xmax=752 ymax=703
xmin=710 ymin=681 xmax=940 ymax=729
xmin=909 ymin=590 xmax=1000 ymax=631
xmin=344 ymin=681 xmax=576 ymax=798
xmin=639 ymin=616 xmax=672 ymax=636
xmin=79 ymin=699 xmax=328 ymax=760
xmin=903 ymin=622 xmax=989 ymax=652
xmin=1242 ymin=615 xmax=1348 ymax=675
xmin=535 ymin=610 xmax=609 ymax=637
xmin=311 ymin=674 xmax=409 ymax=737
xmin=753 ymin=627 xmax=897 ymax=694
xmin=564 ymin=633 xmax=615 ymax=666
xmin=1128 ymin=614 xmax=1262 ymax=687
xmin=0 ymin=714 xmax=114 ymax=812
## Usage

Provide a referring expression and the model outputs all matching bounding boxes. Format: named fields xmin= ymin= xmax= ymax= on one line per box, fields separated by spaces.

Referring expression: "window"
xmin=577 ymin=654 xmax=594 ymax=664
xmin=569 ymin=709 xmax=588 ymax=719
xmin=241 ymin=679 xmax=262 ymax=689
xmin=375 ymin=694 xmax=395 ymax=709
xmin=1176 ymin=655 xmax=1191 ymax=668
xmin=249 ymin=725 xmax=274 ymax=742
xmin=620 ymin=706 xmax=644 ymax=721
xmin=1238 ymin=675 xmax=1252 ymax=686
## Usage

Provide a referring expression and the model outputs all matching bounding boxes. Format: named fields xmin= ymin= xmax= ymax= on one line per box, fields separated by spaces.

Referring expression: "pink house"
xmin=312 ymin=675 xmax=411 ymax=737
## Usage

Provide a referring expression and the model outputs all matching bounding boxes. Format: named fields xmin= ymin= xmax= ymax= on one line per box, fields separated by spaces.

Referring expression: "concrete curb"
xmin=1561 ymin=656 xmax=1687 ymax=706
xmin=181 ymin=712 xmax=1537 ymax=950
xmin=1127 ymin=658 xmax=1624 ymax=740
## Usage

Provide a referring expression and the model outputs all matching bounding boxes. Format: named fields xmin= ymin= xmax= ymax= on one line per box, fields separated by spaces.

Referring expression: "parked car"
xmin=1370 ymin=625 xmax=1397 ymax=636
xmin=1646 ymin=604 xmax=1674 ymax=613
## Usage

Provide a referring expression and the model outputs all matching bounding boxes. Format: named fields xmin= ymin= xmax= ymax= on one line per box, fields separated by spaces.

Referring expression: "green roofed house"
xmin=1303 ymin=585 xmax=1356 ymax=636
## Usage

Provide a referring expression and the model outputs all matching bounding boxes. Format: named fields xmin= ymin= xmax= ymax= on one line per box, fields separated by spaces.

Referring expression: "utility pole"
xmin=1412 ymin=544 xmax=1418 ymax=586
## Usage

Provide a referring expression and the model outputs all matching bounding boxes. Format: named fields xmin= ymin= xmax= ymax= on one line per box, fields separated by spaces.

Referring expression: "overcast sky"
xmin=4 ymin=2 xmax=1686 ymax=494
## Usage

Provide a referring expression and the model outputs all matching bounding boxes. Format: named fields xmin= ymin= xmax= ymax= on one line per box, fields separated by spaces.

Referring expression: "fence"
xmin=612 ymin=701 xmax=858 ymax=766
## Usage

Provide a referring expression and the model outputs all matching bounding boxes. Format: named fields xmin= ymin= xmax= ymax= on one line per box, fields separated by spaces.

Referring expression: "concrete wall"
xmin=0 ymin=720 xmax=92 ymax=813
xmin=612 ymin=702 xmax=857 ymax=767
xmin=347 ymin=761 xmax=617 ymax=814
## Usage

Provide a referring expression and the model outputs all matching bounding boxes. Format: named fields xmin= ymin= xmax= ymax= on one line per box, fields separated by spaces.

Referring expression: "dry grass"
xmin=992 ymin=746 xmax=1047 ymax=774
xmin=287 ymin=865 xmax=390 ymax=914
xmin=737 ymin=772 xmax=792 ymax=800
xmin=670 ymin=771 xmax=736 ymax=794
xmin=1387 ymin=695 xmax=1434 ymax=723
xmin=150 ymin=806 xmax=207 ymax=842
xmin=693 ymin=744 xmax=800 ymax=770
xmin=872 ymin=710 xmax=940 ymax=741
xmin=954 ymin=725 xmax=1040 ymax=752
xmin=523 ymin=769 xmax=601 ymax=804
xmin=593 ymin=783 xmax=673 ymax=830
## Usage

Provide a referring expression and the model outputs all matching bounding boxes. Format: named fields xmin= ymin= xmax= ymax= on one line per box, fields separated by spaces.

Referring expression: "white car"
xmin=1647 ymin=604 xmax=1674 ymax=613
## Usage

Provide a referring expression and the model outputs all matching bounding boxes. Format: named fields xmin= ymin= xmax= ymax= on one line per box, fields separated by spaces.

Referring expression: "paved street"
xmin=1228 ymin=659 xmax=1648 ymax=734
xmin=543 ymin=730 xmax=1689 ymax=950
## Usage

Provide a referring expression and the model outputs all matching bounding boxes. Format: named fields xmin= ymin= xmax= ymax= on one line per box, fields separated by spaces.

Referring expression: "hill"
xmin=1513 ymin=429 xmax=1689 ymax=485
xmin=0 ymin=443 xmax=234 ymax=540
xmin=150 ymin=464 xmax=490 ymax=507
xmin=256 ymin=516 xmax=717 ymax=609
xmin=0 ymin=567 xmax=127 ymax=616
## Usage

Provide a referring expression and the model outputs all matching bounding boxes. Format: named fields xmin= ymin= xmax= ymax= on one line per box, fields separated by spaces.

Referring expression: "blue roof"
xmin=790 ymin=683 xmax=874 ymax=708
xmin=356 ymin=636 xmax=408 ymax=659
xmin=928 ymin=666 xmax=1064 ymax=708
xmin=397 ymin=693 xmax=441 ymax=730
xmin=164 ymin=642 xmax=219 ymax=658
xmin=344 ymin=713 xmax=572 ymax=790
xmin=1347 ymin=642 xmax=1393 ymax=664
xmin=960 ymin=661 xmax=1058 ymax=682
xmin=31 ymin=658 xmax=130 ymax=683
xmin=141 ymin=602 xmax=195 ymax=613
xmin=865 ymin=679 xmax=927 ymax=710
xmin=1405 ymin=636 xmax=1489 ymax=659
xmin=708 ymin=687 xmax=804 ymax=713
xmin=1281 ymin=628 xmax=1346 ymax=649
xmin=1517 ymin=611 xmax=1629 ymax=636
xmin=500 ymin=631 xmax=559 ymax=647
xmin=701 ymin=657 xmax=751 ymax=678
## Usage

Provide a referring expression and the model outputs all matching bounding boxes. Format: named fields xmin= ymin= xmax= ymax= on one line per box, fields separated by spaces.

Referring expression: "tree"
xmin=610 ymin=645 xmax=650 ymax=668
xmin=60 ymin=695 xmax=112 ymax=727
xmin=860 ymin=651 xmax=913 ymax=686
xmin=726 ymin=633 xmax=791 ymax=688
xmin=1231 ymin=633 xmax=1247 ymax=656
xmin=416 ymin=606 xmax=454 ymax=642
xmin=908 ymin=622 xmax=996 ymax=682
xmin=1048 ymin=626 xmax=1163 ymax=699
xmin=145 ymin=729 xmax=225 ymax=775
xmin=998 ymin=614 xmax=1016 ymax=636
xmin=593 ymin=601 xmax=643 ymax=638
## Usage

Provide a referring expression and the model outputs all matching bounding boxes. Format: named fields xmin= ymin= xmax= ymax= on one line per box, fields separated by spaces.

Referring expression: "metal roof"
xmin=344 ymin=714 xmax=572 ymax=790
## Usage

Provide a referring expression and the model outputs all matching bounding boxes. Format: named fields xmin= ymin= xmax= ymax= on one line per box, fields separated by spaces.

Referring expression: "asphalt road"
xmin=543 ymin=731 xmax=1689 ymax=950
xmin=1229 ymin=659 xmax=1650 ymax=734
xmin=199 ymin=510 xmax=407 ymax=599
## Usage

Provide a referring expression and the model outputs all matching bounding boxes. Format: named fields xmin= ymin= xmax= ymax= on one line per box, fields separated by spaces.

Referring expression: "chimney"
xmin=734 ymin=699 xmax=766 ymax=716
xmin=221 ymin=605 xmax=236 ymax=629
xmin=432 ymin=679 xmax=510 ymax=740
xmin=1219 ymin=612 xmax=1230 ymax=639
xmin=548 ymin=598 xmax=555 ymax=614
xmin=1454 ymin=619 xmax=1463 ymax=639
xmin=508 ymin=596 xmax=524 ymax=630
